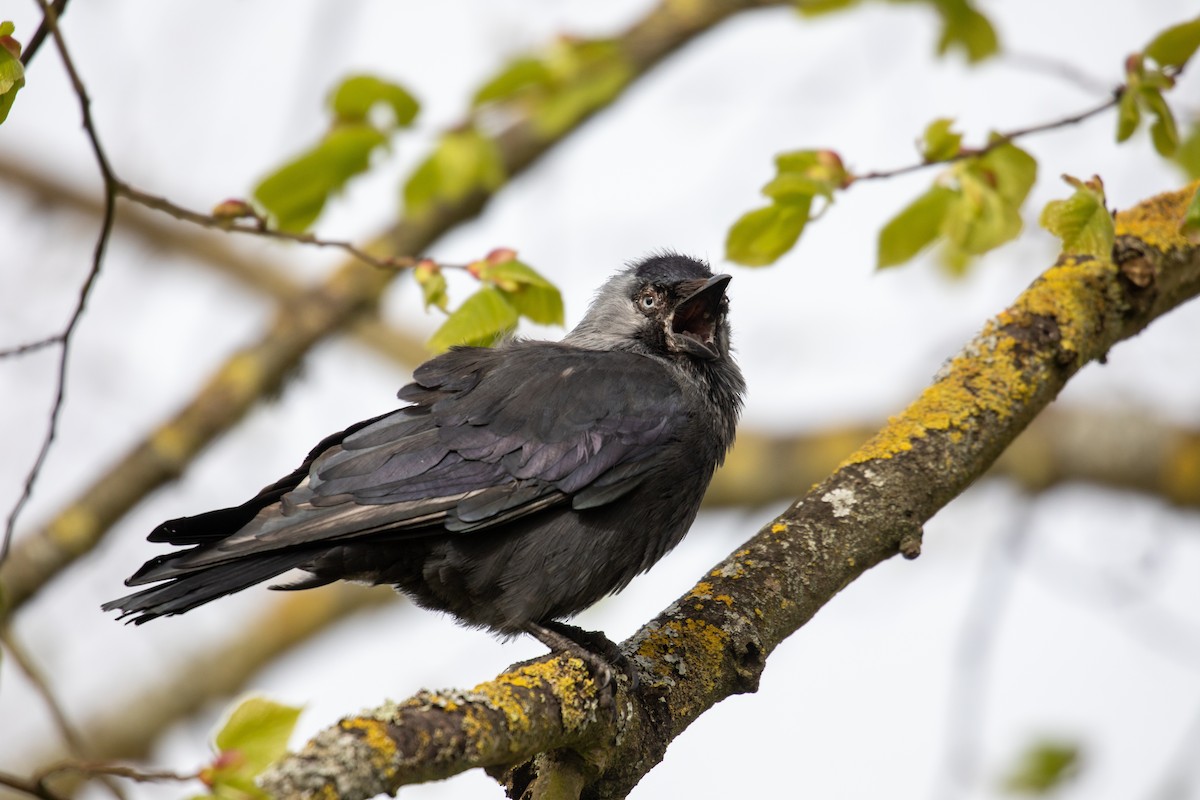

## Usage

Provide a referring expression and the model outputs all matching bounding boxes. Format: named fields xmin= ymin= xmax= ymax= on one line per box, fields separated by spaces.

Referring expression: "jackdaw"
xmin=104 ymin=253 xmax=745 ymax=681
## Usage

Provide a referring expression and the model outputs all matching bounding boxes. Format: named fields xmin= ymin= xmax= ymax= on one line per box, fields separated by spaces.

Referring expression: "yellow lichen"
xmin=713 ymin=594 xmax=734 ymax=606
xmin=1114 ymin=181 xmax=1199 ymax=251
xmin=215 ymin=351 xmax=265 ymax=396
xmin=635 ymin=618 xmax=729 ymax=670
xmin=49 ymin=506 xmax=98 ymax=554
xmin=1164 ymin=437 xmax=1200 ymax=505
xmin=340 ymin=718 xmax=399 ymax=775
xmin=150 ymin=424 xmax=194 ymax=466
xmin=687 ymin=581 xmax=713 ymax=599
xmin=770 ymin=522 xmax=787 ymax=534
xmin=839 ymin=255 xmax=1105 ymax=468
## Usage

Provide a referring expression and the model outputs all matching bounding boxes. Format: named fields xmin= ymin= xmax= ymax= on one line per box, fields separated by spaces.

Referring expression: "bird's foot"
xmin=523 ymin=621 xmax=638 ymax=695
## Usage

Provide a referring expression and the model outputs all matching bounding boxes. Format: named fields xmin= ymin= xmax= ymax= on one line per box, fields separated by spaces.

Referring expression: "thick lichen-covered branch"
xmin=0 ymin=0 xmax=790 ymax=622
xmin=260 ymin=183 xmax=1200 ymax=799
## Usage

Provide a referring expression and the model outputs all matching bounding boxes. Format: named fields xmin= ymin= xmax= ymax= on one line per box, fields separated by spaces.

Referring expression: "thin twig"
xmin=0 ymin=628 xmax=130 ymax=800
xmin=0 ymin=627 xmax=88 ymax=756
xmin=851 ymin=92 xmax=1121 ymax=184
xmin=0 ymin=771 xmax=64 ymax=800
xmin=116 ymin=183 xmax=420 ymax=273
xmin=34 ymin=761 xmax=197 ymax=786
xmin=17 ymin=0 xmax=68 ymax=68
xmin=1003 ymin=50 xmax=1115 ymax=97
xmin=0 ymin=760 xmax=195 ymax=800
xmin=0 ymin=335 xmax=61 ymax=359
xmin=1 ymin=0 xmax=114 ymax=565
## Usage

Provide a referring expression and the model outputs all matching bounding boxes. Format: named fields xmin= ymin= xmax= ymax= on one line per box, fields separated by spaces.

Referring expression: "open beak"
xmin=668 ymin=274 xmax=731 ymax=360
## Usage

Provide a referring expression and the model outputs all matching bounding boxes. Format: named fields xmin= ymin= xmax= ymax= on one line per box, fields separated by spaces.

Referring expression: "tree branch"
xmin=0 ymin=0 xmax=790 ymax=622
xmin=261 ymin=182 xmax=1200 ymax=799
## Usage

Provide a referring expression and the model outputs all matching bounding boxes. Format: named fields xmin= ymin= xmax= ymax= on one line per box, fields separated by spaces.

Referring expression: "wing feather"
xmin=140 ymin=343 xmax=687 ymax=575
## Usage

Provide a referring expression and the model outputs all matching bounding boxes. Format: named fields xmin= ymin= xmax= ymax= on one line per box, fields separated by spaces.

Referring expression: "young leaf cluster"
xmin=471 ymin=37 xmax=634 ymax=137
xmin=403 ymin=128 xmax=505 ymax=217
xmin=419 ymin=249 xmax=565 ymax=353
xmin=253 ymin=74 xmax=420 ymax=232
xmin=1118 ymin=16 xmax=1200 ymax=157
xmin=793 ymin=0 xmax=998 ymax=63
xmin=1039 ymin=175 xmax=1114 ymax=259
xmin=727 ymin=13 xmax=1200 ymax=275
xmin=197 ymin=697 xmax=302 ymax=800
xmin=879 ymin=130 xmax=1036 ymax=271
xmin=0 ymin=22 xmax=24 ymax=125
xmin=725 ymin=150 xmax=848 ymax=266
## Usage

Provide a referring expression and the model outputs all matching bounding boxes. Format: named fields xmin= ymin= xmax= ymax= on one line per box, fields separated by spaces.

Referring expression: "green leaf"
xmin=213 ymin=697 xmax=302 ymax=778
xmin=1140 ymin=85 xmax=1179 ymax=156
xmin=500 ymin=283 xmax=564 ymax=326
xmin=413 ymin=261 xmax=448 ymax=311
xmin=1180 ymin=186 xmax=1200 ymax=242
xmin=472 ymin=57 xmax=553 ymax=106
xmin=402 ymin=128 xmax=505 ymax=217
xmin=478 ymin=258 xmax=564 ymax=326
xmin=725 ymin=199 xmax=812 ymax=267
xmin=1002 ymin=740 xmax=1082 ymax=795
xmin=1144 ymin=16 xmax=1200 ymax=70
xmin=1116 ymin=88 xmax=1141 ymax=142
xmin=933 ymin=140 xmax=1035 ymax=258
xmin=0 ymin=23 xmax=24 ymax=126
xmin=428 ymin=287 xmax=519 ymax=352
xmin=877 ymin=184 xmax=957 ymax=268
xmin=329 ymin=74 xmax=419 ymax=128
xmin=978 ymin=140 xmax=1037 ymax=206
xmin=478 ymin=257 xmax=552 ymax=290
xmin=927 ymin=0 xmax=999 ymax=63
xmin=1176 ymin=122 xmax=1200 ymax=179
xmin=943 ymin=167 xmax=1022 ymax=254
xmin=1039 ymin=174 xmax=1114 ymax=258
xmin=254 ymin=123 xmax=388 ymax=232
xmin=922 ymin=118 xmax=962 ymax=162
xmin=770 ymin=149 xmax=847 ymax=199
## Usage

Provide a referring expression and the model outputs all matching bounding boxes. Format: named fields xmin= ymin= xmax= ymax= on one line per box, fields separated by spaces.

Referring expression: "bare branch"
xmin=261 ymin=182 xmax=1200 ymax=799
xmin=114 ymin=183 xmax=420 ymax=274
xmin=1003 ymin=49 xmax=1115 ymax=97
xmin=17 ymin=0 xmax=68 ymax=68
xmin=3 ymin=0 xmax=115 ymax=565
xmin=850 ymin=92 xmax=1121 ymax=184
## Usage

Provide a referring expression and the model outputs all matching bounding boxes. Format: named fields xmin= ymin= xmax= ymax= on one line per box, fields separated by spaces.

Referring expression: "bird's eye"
xmin=640 ymin=294 xmax=657 ymax=310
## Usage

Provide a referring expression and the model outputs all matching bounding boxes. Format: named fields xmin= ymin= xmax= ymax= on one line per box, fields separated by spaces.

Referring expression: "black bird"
xmin=104 ymin=253 xmax=744 ymax=681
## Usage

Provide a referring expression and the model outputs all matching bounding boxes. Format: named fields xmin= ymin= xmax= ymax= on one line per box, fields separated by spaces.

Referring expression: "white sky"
xmin=1 ymin=1 xmax=1199 ymax=798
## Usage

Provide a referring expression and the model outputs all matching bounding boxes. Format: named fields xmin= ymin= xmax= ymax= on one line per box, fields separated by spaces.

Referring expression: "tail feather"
xmin=102 ymin=550 xmax=315 ymax=624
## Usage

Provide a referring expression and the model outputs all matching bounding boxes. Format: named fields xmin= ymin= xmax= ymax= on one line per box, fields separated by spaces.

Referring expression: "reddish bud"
xmin=211 ymin=199 xmax=257 ymax=221
xmin=485 ymin=247 xmax=517 ymax=265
